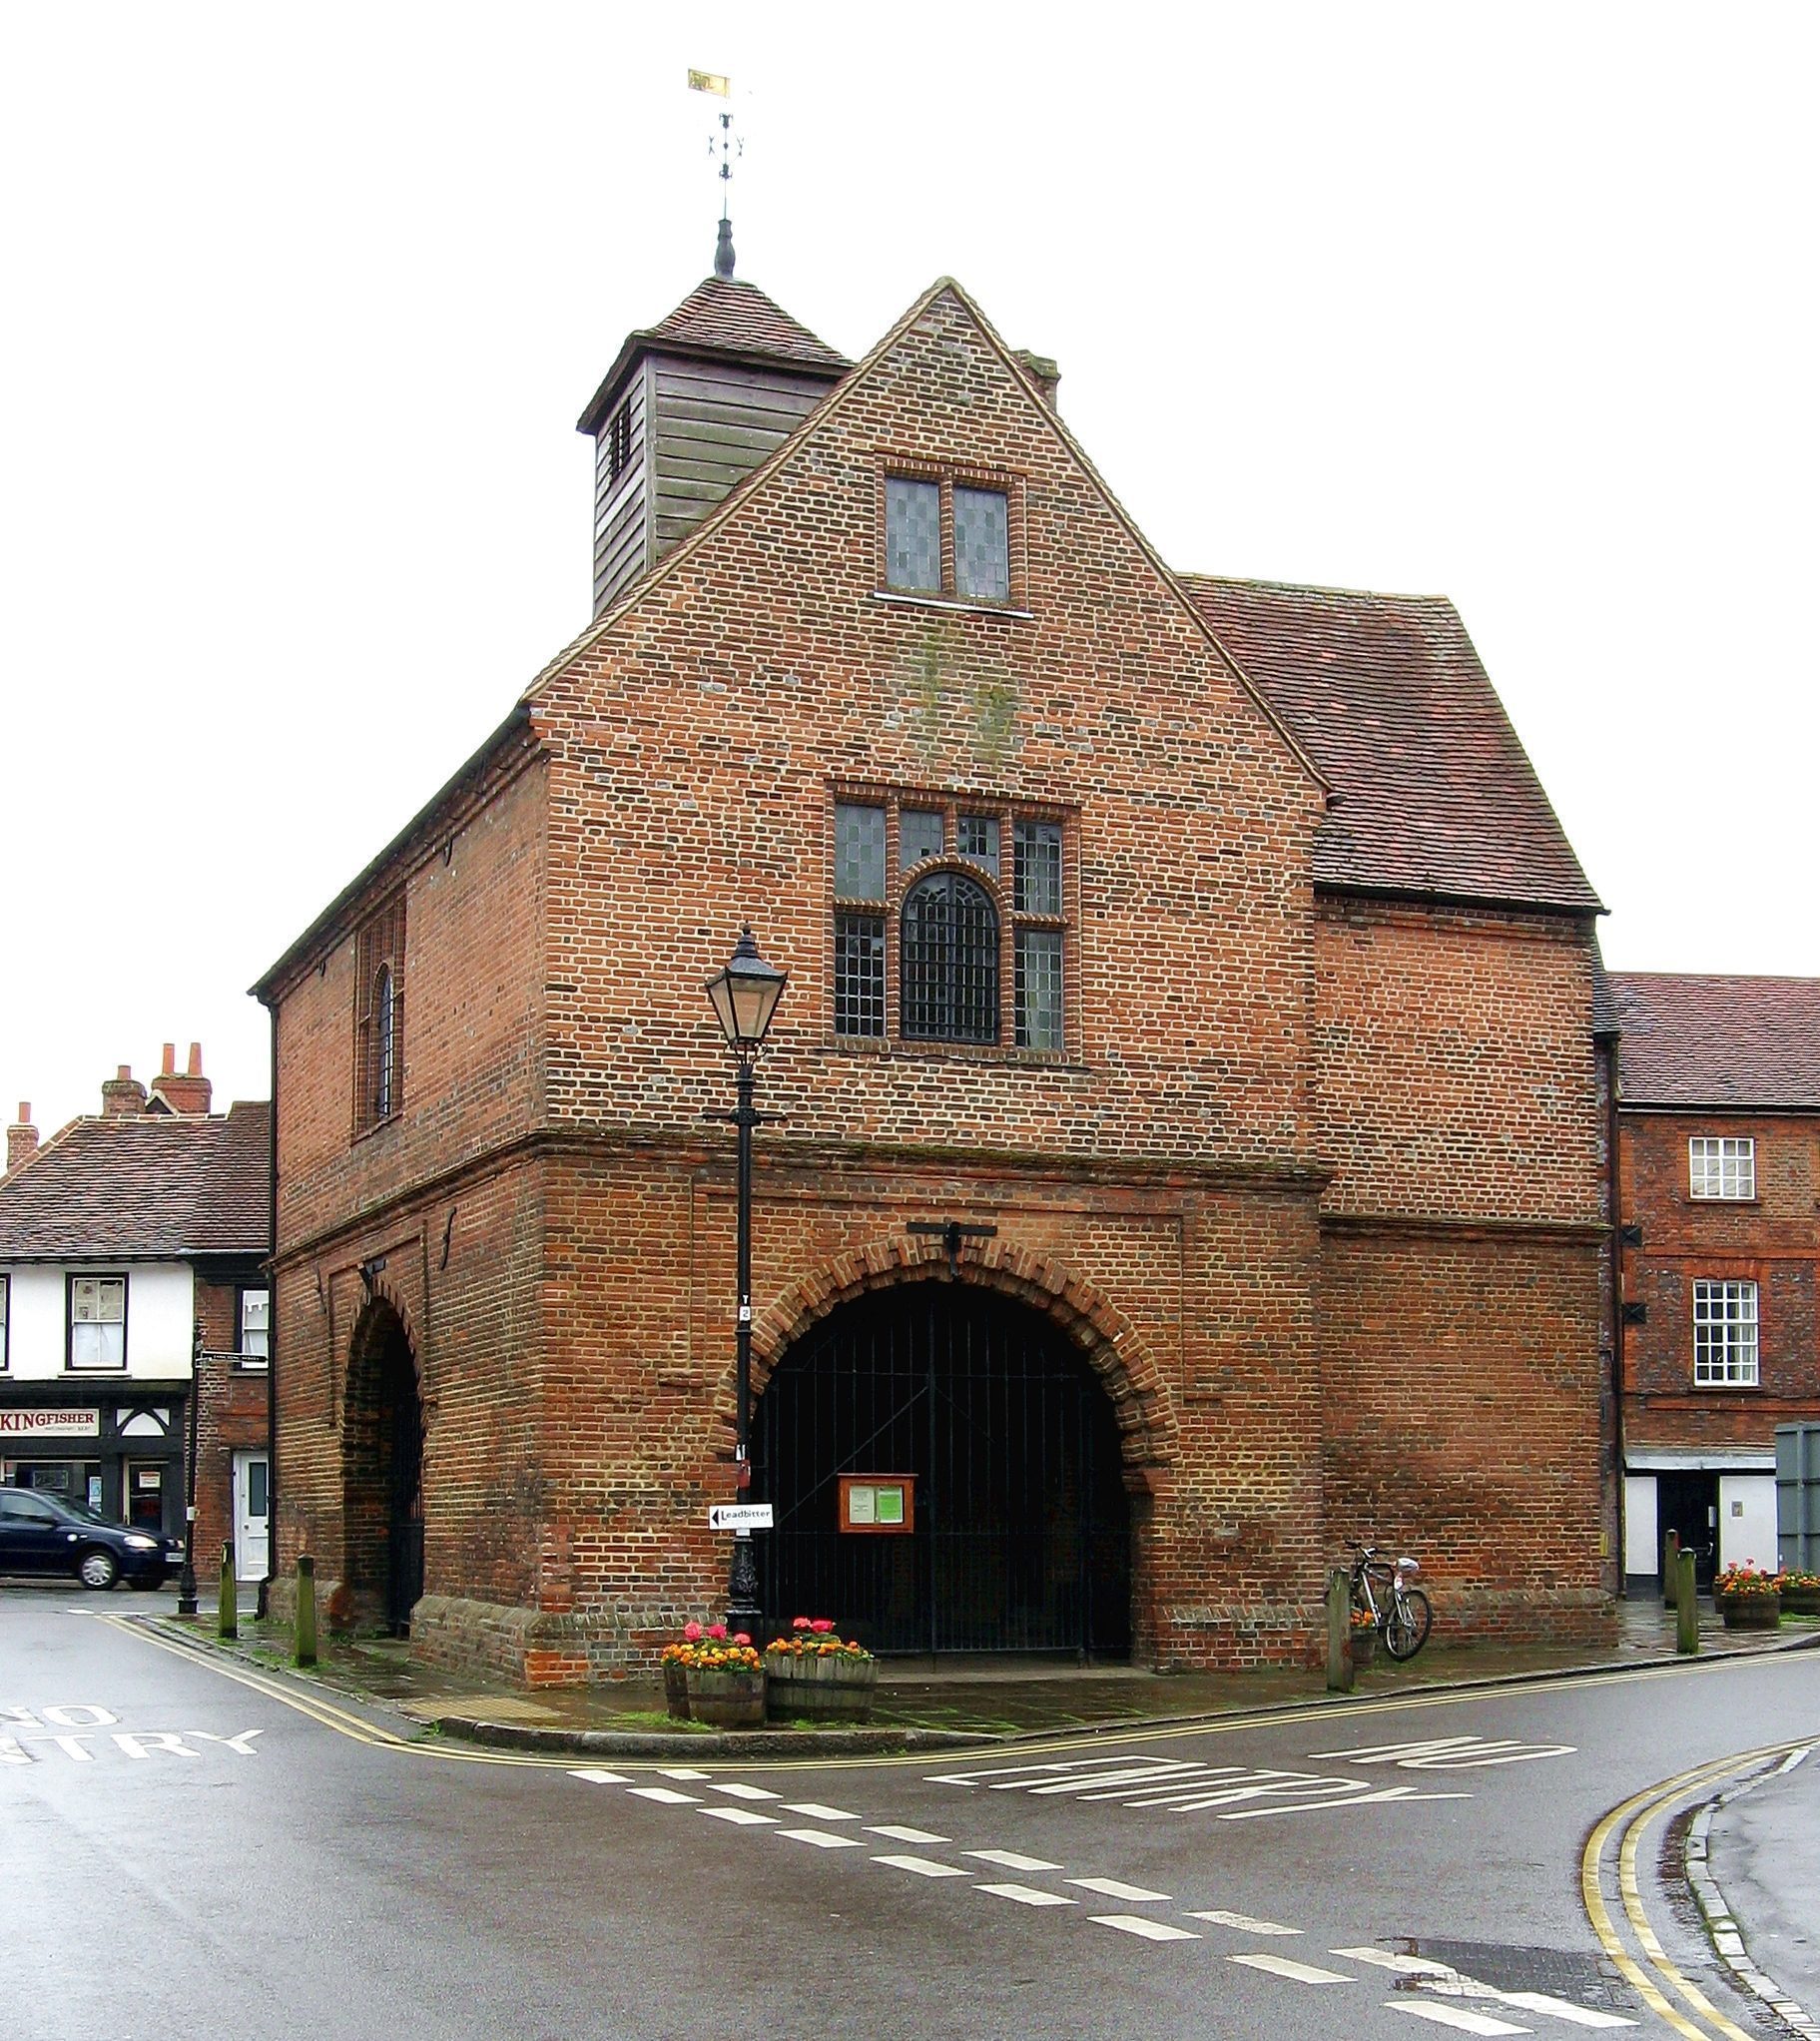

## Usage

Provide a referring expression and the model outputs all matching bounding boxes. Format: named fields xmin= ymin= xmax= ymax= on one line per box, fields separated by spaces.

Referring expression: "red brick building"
xmin=255 ymin=268 xmax=1611 ymax=1683
xmin=0 ymin=1050 xmax=272 ymax=1584
xmin=1611 ymin=975 xmax=1820 ymax=1589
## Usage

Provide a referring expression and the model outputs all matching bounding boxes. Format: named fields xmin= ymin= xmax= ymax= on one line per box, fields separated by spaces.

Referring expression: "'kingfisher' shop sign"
xmin=0 ymin=1409 xmax=102 ymax=1437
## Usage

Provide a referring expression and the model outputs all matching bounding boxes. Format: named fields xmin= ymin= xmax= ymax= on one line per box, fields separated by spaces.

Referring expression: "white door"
xmin=233 ymin=1453 xmax=271 ymax=1582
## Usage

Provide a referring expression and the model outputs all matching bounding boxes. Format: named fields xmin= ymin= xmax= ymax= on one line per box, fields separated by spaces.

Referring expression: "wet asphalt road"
xmin=4 ymin=1585 xmax=1817 ymax=2041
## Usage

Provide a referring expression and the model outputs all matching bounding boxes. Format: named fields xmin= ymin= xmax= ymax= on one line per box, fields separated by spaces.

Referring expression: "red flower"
xmin=683 ymin=1621 xmax=703 ymax=1642
xmin=732 ymin=1632 xmax=751 ymax=1646
xmin=810 ymin=1618 xmax=835 ymax=1633
xmin=707 ymin=1622 xmax=728 ymax=1640
xmin=792 ymin=1616 xmax=811 ymax=1630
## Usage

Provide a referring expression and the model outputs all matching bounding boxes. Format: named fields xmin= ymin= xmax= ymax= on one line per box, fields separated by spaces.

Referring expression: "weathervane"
xmin=688 ymin=68 xmax=741 ymax=280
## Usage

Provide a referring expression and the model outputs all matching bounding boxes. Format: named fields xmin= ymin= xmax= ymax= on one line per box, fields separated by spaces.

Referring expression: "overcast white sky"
xmin=4 ymin=5 xmax=1815 ymax=1139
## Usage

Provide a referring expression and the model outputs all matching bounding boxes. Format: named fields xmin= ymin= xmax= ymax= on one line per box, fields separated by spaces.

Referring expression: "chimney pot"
xmin=162 ymin=1043 xmax=177 ymax=1075
xmin=148 ymin=1042 xmax=212 ymax=1116
xmin=101 ymin=1066 xmax=148 ymax=1117
xmin=188 ymin=1042 xmax=203 ymax=1076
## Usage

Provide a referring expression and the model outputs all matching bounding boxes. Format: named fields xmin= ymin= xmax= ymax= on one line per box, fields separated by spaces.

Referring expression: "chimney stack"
xmin=6 ymin=1103 xmax=37 ymax=1174
xmin=1011 ymin=349 xmax=1061 ymax=411
xmin=150 ymin=1040 xmax=213 ymax=1116
xmin=102 ymin=1064 xmax=148 ymax=1116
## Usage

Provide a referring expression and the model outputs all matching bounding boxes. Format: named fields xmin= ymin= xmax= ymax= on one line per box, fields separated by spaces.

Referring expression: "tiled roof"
xmin=1609 ymin=974 xmax=1820 ymax=1110
xmin=648 ymin=277 xmax=850 ymax=369
xmin=0 ymin=1101 xmax=271 ymax=1259
xmin=576 ymin=276 xmax=850 ymax=435
xmin=1179 ymin=576 xmax=1602 ymax=915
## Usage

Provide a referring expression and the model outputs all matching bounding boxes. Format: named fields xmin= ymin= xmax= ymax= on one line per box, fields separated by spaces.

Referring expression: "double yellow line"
xmin=1580 ymin=1739 xmax=1813 ymax=2040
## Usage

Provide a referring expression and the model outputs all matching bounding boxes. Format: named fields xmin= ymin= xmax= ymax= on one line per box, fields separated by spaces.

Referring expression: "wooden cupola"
xmin=576 ymin=269 xmax=851 ymax=616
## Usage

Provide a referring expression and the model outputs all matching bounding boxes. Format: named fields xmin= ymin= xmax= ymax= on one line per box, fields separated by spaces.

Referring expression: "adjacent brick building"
xmin=256 ymin=265 xmax=1611 ymax=1683
xmin=0 ymin=1048 xmax=272 ymax=1583
xmin=1611 ymin=975 xmax=1820 ymax=1589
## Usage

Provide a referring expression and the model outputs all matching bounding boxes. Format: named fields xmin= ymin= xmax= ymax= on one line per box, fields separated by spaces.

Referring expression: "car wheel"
xmin=127 ymin=1572 xmax=166 ymax=1592
xmin=78 ymin=1548 xmax=120 ymax=1591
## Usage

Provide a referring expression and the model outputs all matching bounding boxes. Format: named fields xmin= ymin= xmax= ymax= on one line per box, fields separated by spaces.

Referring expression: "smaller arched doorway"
xmin=755 ymin=1280 xmax=1131 ymax=1659
xmin=342 ymin=1300 xmax=424 ymax=1636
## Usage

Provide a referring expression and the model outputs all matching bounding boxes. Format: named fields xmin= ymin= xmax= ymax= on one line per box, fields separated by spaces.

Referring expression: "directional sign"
xmin=708 ymin=1504 xmax=774 ymax=1532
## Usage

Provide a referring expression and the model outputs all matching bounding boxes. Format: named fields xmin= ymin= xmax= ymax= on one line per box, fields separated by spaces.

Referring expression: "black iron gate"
xmin=755 ymin=1283 xmax=1130 ymax=1658
xmin=382 ymin=1345 xmax=424 ymax=1637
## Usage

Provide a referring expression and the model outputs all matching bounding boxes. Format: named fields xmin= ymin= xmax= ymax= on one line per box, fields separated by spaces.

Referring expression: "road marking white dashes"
xmin=1499 ymin=1994 xmax=1634 ymax=2029
xmin=966 ymin=1849 xmax=1062 ymax=1872
xmin=1069 ymin=1877 xmax=1170 ymax=1902
xmin=782 ymin=1801 xmax=857 ymax=1821
xmin=873 ymin=1854 xmax=967 ymax=1878
xmin=1336 ymin=1950 xmax=1456 ymax=1976
xmin=778 ymin=1828 xmax=863 ymax=1849
xmin=867 ymin=1824 xmax=949 ymax=1843
xmin=1334 ymin=1951 xmax=1635 ymax=2028
xmin=1389 ymin=2007 xmax=1529 ymax=2036
xmin=568 ymin=1767 xmax=630 ymax=1785
xmin=1187 ymin=1910 xmax=1302 ymax=1935
xmin=659 ymin=1767 xmax=712 ymax=1779
xmin=699 ymin=1806 xmax=776 ymax=1826
xmin=976 ymin=1883 xmax=1074 ymax=1907
xmin=1091 ymin=1914 xmax=1199 ymax=1942
xmin=706 ymin=1781 xmax=780 ymax=1800
xmin=627 ymin=1786 xmax=700 ymax=1804
xmin=1228 ymin=1953 xmax=1352 ymax=1985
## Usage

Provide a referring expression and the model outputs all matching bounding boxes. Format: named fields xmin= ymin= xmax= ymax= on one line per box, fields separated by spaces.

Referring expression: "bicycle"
xmin=1349 ymin=1542 xmax=1433 ymax=1661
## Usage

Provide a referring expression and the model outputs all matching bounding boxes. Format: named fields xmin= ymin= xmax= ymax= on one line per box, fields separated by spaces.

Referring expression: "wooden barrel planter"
xmin=663 ymin=1660 xmax=691 ymax=1720
xmin=685 ymin=1667 xmax=767 ymax=1727
xmin=1717 ymin=1594 xmax=1780 ymax=1631
xmin=764 ymin=1651 xmax=879 ymax=1723
xmin=1781 ymin=1588 xmax=1820 ymax=1617
xmin=1350 ymin=1627 xmax=1378 ymax=1670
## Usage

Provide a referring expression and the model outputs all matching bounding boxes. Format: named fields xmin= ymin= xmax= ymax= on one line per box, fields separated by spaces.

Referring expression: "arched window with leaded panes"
xmin=901 ymin=871 xmax=999 ymax=1043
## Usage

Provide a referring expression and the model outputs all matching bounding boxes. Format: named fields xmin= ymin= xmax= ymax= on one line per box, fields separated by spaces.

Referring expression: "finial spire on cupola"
xmin=715 ymin=216 xmax=736 ymax=282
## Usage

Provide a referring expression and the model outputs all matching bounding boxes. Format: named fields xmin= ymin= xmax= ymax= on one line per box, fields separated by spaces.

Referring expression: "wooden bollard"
xmin=1676 ymin=1550 xmax=1699 ymax=1656
xmin=1326 ymin=1568 xmax=1355 ymax=1693
xmin=218 ymin=1543 xmax=238 ymax=1641
xmin=295 ymin=1553 xmax=317 ymax=1668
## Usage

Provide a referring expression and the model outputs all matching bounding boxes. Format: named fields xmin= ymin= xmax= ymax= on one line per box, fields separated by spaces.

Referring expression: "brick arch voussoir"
xmin=748 ymin=1236 xmax=1175 ymax=1470
xmin=343 ymin=1278 xmax=425 ymax=1424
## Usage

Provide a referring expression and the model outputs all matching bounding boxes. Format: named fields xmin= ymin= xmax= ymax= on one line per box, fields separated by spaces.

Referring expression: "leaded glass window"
xmin=954 ymin=486 xmax=1009 ymax=601
xmin=835 ymin=804 xmax=887 ymax=903
xmin=834 ymin=914 xmax=887 ymax=1037
xmin=901 ymin=809 xmax=944 ymax=870
xmin=1015 ymin=930 xmax=1064 ymax=1050
xmin=902 ymin=873 xmax=998 ymax=1043
xmin=957 ymin=813 xmax=1000 ymax=875
xmin=885 ymin=477 xmax=941 ymax=593
xmin=1014 ymin=820 xmax=1063 ymax=917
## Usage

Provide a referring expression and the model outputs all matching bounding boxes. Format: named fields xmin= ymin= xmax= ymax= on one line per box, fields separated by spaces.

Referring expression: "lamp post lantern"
xmin=702 ymin=925 xmax=788 ymax=1634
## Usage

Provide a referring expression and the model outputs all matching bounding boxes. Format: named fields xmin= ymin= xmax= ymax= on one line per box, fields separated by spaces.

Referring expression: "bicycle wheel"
xmin=1383 ymin=1587 xmax=1432 ymax=1661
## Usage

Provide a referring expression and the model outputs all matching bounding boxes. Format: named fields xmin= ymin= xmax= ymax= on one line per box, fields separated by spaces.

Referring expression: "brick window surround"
xmin=67 ymin=1273 xmax=127 ymax=1371
xmin=1689 ymin=1135 xmax=1755 ymax=1200
xmin=354 ymin=895 xmax=406 ymax=1135
xmin=831 ymin=788 xmax=1071 ymax=1053
xmin=1692 ymin=1277 xmax=1759 ymax=1387
xmin=879 ymin=461 xmax=1025 ymax=610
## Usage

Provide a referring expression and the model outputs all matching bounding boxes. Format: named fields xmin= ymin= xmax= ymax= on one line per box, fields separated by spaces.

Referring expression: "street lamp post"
xmin=703 ymin=925 xmax=788 ymax=1635
xmin=177 ymin=1319 xmax=203 ymax=1617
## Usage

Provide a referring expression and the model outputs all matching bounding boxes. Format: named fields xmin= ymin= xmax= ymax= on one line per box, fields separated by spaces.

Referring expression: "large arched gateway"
xmin=341 ymin=1298 xmax=424 ymax=1636
xmin=754 ymin=1281 xmax=1131 ymax=1659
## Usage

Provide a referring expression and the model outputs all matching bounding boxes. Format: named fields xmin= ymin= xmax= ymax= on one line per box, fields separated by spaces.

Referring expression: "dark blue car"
xmin=0 ymin=1487 xmax=185 ymax=1589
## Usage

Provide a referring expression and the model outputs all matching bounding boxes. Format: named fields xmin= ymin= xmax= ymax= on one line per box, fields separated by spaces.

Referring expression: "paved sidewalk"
xmin=150 ymin=1594 xmax=1820 ymax=1754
